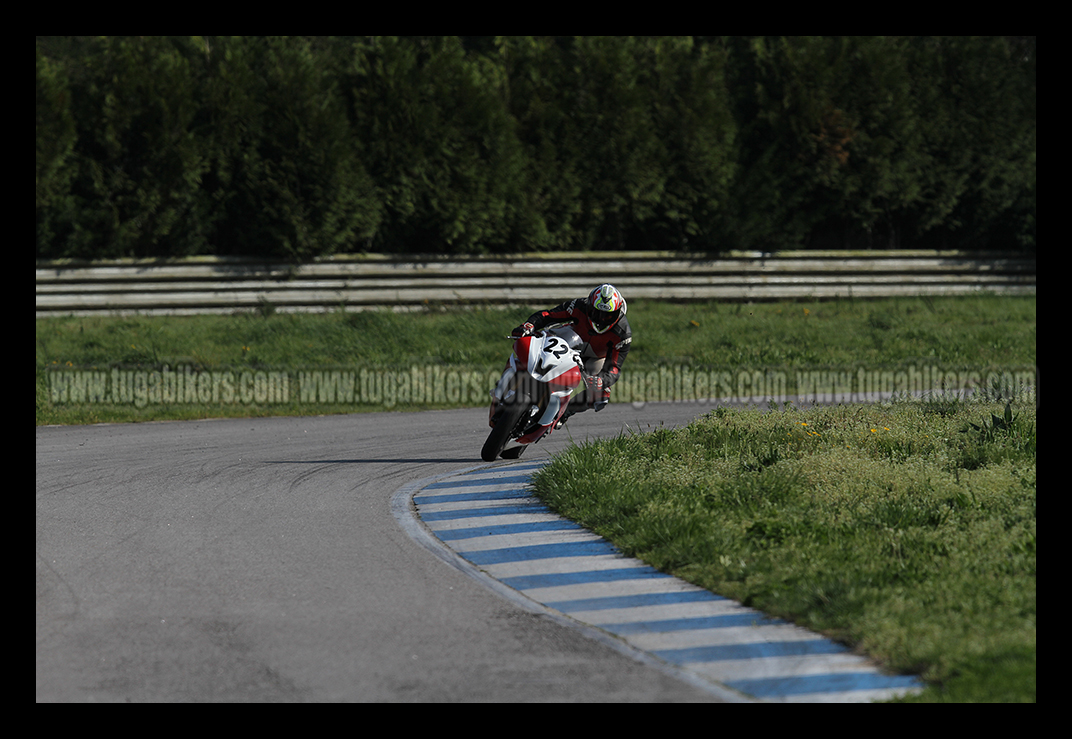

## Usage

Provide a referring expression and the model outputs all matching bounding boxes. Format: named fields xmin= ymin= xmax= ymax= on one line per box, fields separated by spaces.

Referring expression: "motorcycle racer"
xmin=511 ymin=283 xmax=631 ymax=424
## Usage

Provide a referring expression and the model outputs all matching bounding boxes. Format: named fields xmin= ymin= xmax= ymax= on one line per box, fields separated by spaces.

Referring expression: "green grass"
xmin=529 ymin=398 xmax=1036 ymax=702
xmin=627 ymin=294 xmax=1036 ymax=367
xmin=36 ymin=295 xmax=1035 ymax=425
xmin=36 ymin=305 xmax=523 ymax=424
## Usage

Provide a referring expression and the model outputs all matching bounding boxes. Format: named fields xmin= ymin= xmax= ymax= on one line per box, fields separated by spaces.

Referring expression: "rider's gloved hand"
xmin=583 ymin=373 xmax=604 ymax=408
xmin=511 ymin=322 xmax=535 ymax=338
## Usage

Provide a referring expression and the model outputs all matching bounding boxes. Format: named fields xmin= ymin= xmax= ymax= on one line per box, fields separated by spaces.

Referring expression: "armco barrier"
xmin=35 ymin=251 xmax=1036 ymax=317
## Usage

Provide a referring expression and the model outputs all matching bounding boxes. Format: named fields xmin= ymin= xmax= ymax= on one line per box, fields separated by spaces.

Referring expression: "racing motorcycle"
xmin=481 ymin=326 xmax=585 ymax=462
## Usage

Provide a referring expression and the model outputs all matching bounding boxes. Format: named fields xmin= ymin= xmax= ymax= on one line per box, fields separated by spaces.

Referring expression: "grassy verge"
xmin=36 ymin=305 xmax=520 ymax=425
xmin=529 ymin=398 xmax=1036 ymax=702
xmin=37 ymin=295 xmax=1035 ymax=425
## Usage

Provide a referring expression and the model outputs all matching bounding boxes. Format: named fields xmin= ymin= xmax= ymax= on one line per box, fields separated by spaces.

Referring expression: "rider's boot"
xmin=555 ymin=409 xmax=575 ymax=430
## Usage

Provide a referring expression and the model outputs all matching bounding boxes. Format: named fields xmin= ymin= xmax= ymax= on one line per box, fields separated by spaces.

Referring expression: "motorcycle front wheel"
xmin=481 ymin=396 xmax=528 ymax=462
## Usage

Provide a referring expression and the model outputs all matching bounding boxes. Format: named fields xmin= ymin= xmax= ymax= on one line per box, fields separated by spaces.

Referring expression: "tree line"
xmin=36 ymin=36 xmax=1036 ymax=261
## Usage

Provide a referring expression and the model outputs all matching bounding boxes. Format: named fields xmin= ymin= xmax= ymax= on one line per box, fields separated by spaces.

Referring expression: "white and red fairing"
xmin=496 ymin=330 xmax=584 ymax=444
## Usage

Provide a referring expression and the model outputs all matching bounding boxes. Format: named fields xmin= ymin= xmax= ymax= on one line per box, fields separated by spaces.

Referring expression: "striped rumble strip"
xmin=405 ymin=461 xmax=924 ymax=703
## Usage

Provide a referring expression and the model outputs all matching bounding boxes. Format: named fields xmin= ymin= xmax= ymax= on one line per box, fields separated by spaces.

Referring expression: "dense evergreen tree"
xmin=35 ymin=36 xmax=1035 ymax=259
xmin=35 ymin=44 xmax=77 ymax=255
xmin=203 ymin=36 xmax=380 ymax=261
xmin=906 ymin=36 xmax=1036 ymax=250
xmin=340 ymin=36 xmax=523 ymax=255
xmin=37 ymin=37 xmax=212 ymax=258
xmin=722 ymin=36 xmax=1035 ymax=252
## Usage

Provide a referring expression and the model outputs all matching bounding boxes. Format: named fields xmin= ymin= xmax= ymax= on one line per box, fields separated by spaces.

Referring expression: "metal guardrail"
xmin=35 ymin=251 xmax=1036 ymax=317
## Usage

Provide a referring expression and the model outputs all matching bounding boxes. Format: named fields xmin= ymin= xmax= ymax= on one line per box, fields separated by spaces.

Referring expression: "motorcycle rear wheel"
xmin=481 ymin=397 xmax=528 ymax=462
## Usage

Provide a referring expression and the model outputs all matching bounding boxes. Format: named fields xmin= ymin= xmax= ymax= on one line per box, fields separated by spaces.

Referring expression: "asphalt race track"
xmin=36 ymin=401 xmax=733 ymax=702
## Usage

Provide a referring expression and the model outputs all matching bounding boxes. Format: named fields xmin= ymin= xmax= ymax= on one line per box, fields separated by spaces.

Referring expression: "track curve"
xmin=36 ymin=403 xmax=727 ymax=702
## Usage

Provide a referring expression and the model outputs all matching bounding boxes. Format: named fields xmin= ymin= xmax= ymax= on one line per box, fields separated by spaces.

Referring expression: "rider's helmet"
xmin=586 ymin=283 xmax=626 ymax=334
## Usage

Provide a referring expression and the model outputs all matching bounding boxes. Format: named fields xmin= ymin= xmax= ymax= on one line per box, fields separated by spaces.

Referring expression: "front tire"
xmin=481 ymin=397 xmax=527 ymax=462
